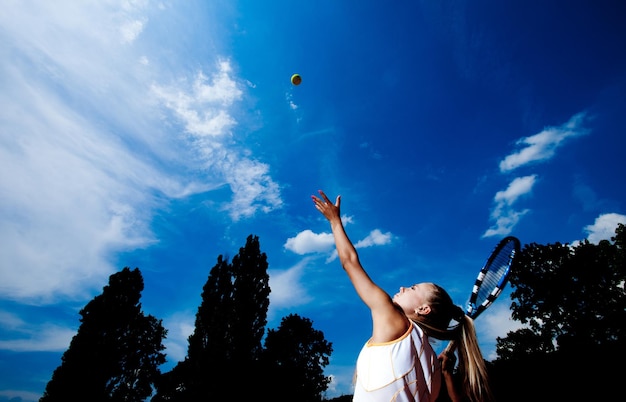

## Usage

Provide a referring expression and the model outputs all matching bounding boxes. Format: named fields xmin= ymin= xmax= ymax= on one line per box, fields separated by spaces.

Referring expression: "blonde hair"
xmin=412 ymin=283 xmax=495 ymax=402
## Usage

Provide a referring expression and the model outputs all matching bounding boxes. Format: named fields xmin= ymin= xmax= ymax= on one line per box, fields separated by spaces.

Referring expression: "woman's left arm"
xmin=312 ymin=190 xmax=408 ymax=342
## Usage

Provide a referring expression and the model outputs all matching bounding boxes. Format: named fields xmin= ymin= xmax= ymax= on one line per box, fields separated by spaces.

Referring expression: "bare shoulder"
xmin=370 ymin=303 xmax=410 ymax=343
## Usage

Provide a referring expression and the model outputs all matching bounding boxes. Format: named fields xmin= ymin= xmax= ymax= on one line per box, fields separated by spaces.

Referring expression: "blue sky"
xmin=1 ymin=1 xmax=625 ymax=400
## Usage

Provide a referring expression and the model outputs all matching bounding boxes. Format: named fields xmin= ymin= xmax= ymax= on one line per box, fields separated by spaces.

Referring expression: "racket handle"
xmin=443 ymin=340 xmax=457 ymax=355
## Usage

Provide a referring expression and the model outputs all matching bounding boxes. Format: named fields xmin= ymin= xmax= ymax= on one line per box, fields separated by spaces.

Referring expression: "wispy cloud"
xmin=323 ymin=365 xmax=357 ymax=399
xmin=0 ymin=1 xmax=173 ymax=302
xmin=0 ymin=390 xmax=42 ymax=402
xmin=485 ymin=112 xmax=591 ymax=237
xmin=0 ymin=310 xmax=74 ymax=352
xmin=152 ymin=66 xmax=241 ymax=138
xmin=268 ymin=260 xmax=313 ymax=312
xmin=0 ymin=1 xmax=281 ymax=302
xmin=499 ymin=112 xmax=589 ymax=172
xmin=152 ymin=60 xmax=283 ymax=221
xmin=476 ymin=303 xmax=525 ymax=360
xmin=161 ymin=311 xmax=195 ymax=366
xmin=483 ymin=175 xmax=536 ymax=237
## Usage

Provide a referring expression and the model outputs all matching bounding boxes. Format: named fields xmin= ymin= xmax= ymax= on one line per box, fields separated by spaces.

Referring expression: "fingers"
xmin=311 ymin=196 xmax=323 ymax=211
xmin=318 ymin=189 xmax=331 ymax=204
xmin=311 ymin=194 xmax=327 ymax=212
xmin=313 ymin=190 xmax=334 ymax=205
xmin=312 ymin=190 xmax=341 ymax=212
xmin=438 ymin=351 xmax=456 ymax=372
xmin=318 ymin=190 xmax=342 ymax=206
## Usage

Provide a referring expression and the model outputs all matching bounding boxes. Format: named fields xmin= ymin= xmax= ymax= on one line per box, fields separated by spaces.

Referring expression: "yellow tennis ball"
xmin=291 ymin=73 xmax=302 ymax=86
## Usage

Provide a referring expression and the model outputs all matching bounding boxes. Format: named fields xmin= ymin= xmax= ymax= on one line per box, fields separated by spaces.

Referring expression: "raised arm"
xmin=311 ymin=190 xmax=408 ymax=342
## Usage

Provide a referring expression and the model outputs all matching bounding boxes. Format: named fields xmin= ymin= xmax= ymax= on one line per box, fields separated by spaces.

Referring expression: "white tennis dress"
xmin=353 ymin=322 xmax=441 ymax=402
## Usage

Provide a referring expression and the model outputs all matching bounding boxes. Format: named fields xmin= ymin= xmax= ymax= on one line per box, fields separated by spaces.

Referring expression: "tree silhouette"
xmin=500 ymin=223 xmax=626 ymax=353
xmin=491 ymin=223 xmax=626 ymax=401
xmin=260 ymin=314 xmax=333 ymax=402
xmin=154 ymin=234 xmax=270 ymax=401
xmin=40 ymin=267 xmax=167 ymax=402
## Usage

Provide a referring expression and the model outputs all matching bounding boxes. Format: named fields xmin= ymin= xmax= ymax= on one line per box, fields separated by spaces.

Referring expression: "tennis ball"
xmin=291 ymin=73 xmax=302 ymax=86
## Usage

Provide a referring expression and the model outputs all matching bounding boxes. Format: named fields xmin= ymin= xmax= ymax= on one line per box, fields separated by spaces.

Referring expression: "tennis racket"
xmin=442 ymin=236 xmax=520 ymax=354
xmin=465 ymin=235 xmax=520 ymax=319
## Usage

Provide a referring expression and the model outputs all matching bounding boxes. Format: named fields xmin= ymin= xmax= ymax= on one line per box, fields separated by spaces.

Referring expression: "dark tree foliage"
xmin=260 ymin=314 xmax=333 ymax=402
xmin=494 ymin=328 xmax=554 ymax=361
xmin=498 ymin=223 xmax=626 ymax=353
xmin=153 ymin=234 xmax=271 ymax=401
xmin=491 ymin=224 xmax=626 ymax=401
xmin=40 ymin=267 xmax=167 ymax=402
xmin=229 ymin=234 xmax=271 ymax=362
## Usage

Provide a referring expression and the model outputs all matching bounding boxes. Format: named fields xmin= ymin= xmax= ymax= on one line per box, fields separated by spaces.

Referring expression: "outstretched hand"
xmin=311 ymin=190 xmax=341 ymax=222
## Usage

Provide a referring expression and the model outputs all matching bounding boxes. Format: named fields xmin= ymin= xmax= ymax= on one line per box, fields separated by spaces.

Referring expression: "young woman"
xmin=311 ymin=190 xmax=494 ymax=402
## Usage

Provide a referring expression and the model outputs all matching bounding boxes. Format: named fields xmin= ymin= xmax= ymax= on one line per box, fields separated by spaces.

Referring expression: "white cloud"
xmin=0 ymin=310 xmax=27 ymax=330
xmin=285 ymin=218 xmax=392 ymax=258
xmin=487 ymin=112 xmax=593 ymax=237
xmin=0 ymin=390 xmax=42 ymax=402
xmin=354 ymin=229 xmax=392 ymax=248
xmin=152 ymin=65 xmax=241 ymax=138
xmin=0 ymin=1 xmax=282 ymax=302
xmin=120 ymin=19 xmax=146 ymax=44
xmin=493 ymin=175 xmax=537 ymax=205
xmin=162 ymin=312 xmax=195 ymax=366
xmin=0 ymin=1 xmax=174 ymax=302
xmin=483 ymin=175 xmax=536 ymax=237
xmin=583 ymin=213 xmax=626 ymax=244
xmin=152 ymin=61 xmax=283 ymax=221
xmin=323 ymin=364 xmax=356 ymax=398
xmin=0 ymin=326 xmax=75 ymax=352
xmin=268 ymin=260 xmax=313 ymax=312
xmin=221 ymin=156 xmax=283 ymax=221
xmin=499 ymin=112 xmax=589 ymax=172
xmin=0 ymin=310 xmax=75 ymax=352
xmin=284 ymin=230 xmax=335 ymax=254
xmin=476 ymin=303 xmax=525 ymax=360
xmin=482 ymin=209 xmax=529 ymax=238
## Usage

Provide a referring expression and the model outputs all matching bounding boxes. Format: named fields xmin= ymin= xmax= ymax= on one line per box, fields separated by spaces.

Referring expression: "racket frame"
xmin=465 ymin=236 xmax=520 ymax=319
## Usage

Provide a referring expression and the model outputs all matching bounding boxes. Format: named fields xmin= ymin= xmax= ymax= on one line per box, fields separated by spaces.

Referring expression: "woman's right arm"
xmin=439 ymin=351 xmax=464 ymax=402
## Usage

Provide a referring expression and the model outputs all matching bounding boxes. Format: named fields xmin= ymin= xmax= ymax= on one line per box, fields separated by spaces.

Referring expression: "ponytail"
xmin=412 ymin=283 xmax=495 ymax=402
xmin=454 ymin=314 xmax=495 ymax=402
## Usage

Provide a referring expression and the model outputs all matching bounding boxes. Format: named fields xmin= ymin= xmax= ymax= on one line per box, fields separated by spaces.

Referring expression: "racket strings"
xmin=469 ymin=241 xmax=517 ymax=317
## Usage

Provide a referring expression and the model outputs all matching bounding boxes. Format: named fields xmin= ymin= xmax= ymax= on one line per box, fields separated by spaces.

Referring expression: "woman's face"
xmin=392 ymin=283 xmax=432 ymax=317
